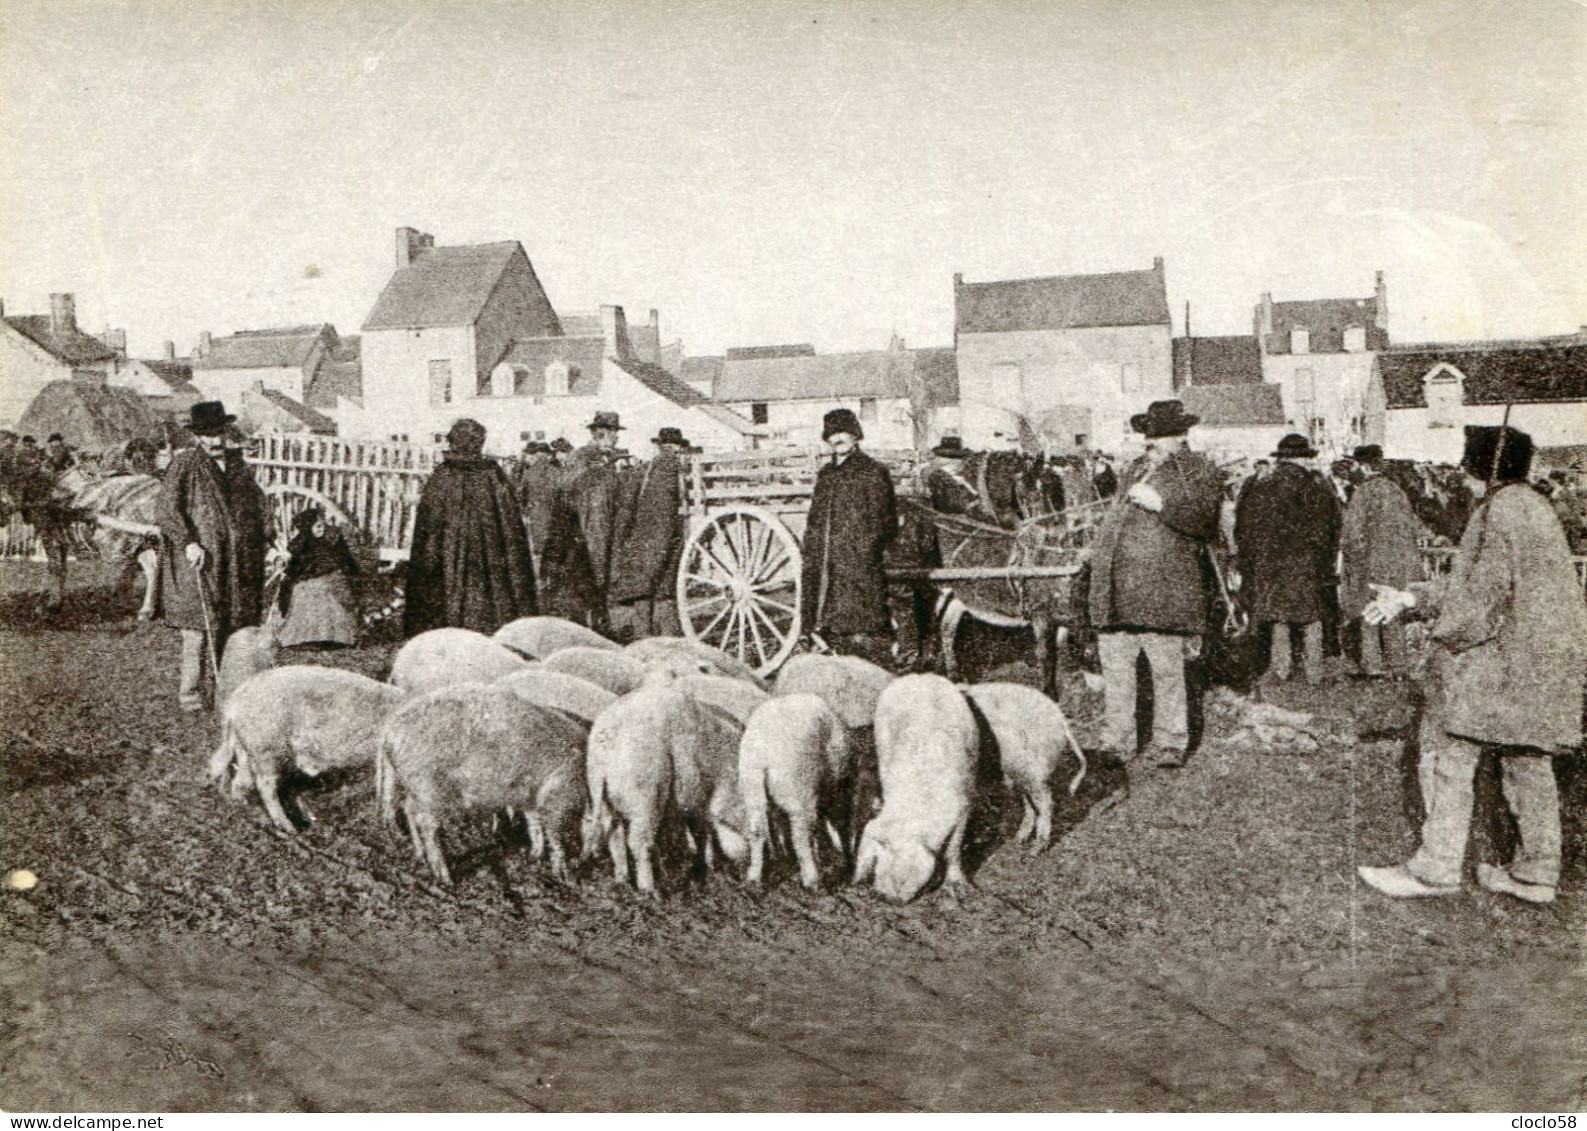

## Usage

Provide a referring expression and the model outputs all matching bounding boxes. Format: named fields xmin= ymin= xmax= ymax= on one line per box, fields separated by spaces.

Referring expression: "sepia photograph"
xmin=1 ymin=0 xmax=1584 ymax=1114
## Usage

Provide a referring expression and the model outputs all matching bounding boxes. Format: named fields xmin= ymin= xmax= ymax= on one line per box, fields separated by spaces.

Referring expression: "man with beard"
xmin=403 ymin=418 xmax=536 ymax=638
xmin=609 ymin=426 xmax=690 ymax=640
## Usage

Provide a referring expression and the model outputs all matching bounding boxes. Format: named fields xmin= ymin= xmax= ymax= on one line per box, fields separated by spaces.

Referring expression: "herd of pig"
xmin=205 ymin=618 xmax=1088 ymax=903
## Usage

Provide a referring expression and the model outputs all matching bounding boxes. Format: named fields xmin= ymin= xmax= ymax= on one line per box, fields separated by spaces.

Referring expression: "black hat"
xmin=822 ymin=407 xmax=864 ymax=442
xmin=185 ymin=401 xmax=236 ymax=436
xmin=46 ymin=433 xmax=63 ymax=443
xmin=931 ymin=435 xmax=970 ymax=458
xmin=653 ymin=426 xmax=689 ymax=447
xmin=1461 ymin=424 xmax=1533 ymax=482
xmin=1351 ymin=444 xmax=1384 ymax=465
xmin=1272 ymin=433 xmax=1318 ymax=459
xmin=446 ymin=418 xmax=487 ymax=454
xmin=522 ymin=440 xmax=552 ymax=455
xmin=587 ymin=411 xmax=624 ymax=432
xmin=1129 ymin=400 xmax=1199 ymax=438
xmin=21 ymin=435 xmax=36 ymax=445
xmin=551 ymin=437 xmax=574 ymax=453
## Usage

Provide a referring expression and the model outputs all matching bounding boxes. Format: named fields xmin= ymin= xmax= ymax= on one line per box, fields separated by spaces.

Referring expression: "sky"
xmin=2 ymin=0 xmax=1584 ymax=360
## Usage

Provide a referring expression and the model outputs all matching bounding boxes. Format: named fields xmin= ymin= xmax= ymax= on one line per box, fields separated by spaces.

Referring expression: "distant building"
xmin=712 ymin=339 xmax=958 ymax=449
xmin=234 ymin=382 xmax=339 ymax=435
xmin=0 ymin=293 xmax=121 ymax=427
xmin=114 ymin=341 xmax=203 ymax=423
xmin=189 ymin=323 xmax=339 ymax=407
xmin=1254 ymin=272 xmax=1389 ymax=456
xmin=1377 ymin=340 xmax=1587 ymax=464
xmin=1172 ymin=334 xmax=1288 ymax=460
xmin=953 ymin=260 xmax=1173 ymax=453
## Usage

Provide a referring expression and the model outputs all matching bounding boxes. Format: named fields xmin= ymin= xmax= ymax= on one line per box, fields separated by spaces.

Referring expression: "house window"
xmin=1290 ymin=328 xmax=1310 ymax=354
xmin=489 ymin=363 xmax=513 ymax=398
xmin=751 ymin=402 xmax=769 ymax=425
xmin=1426 ymin=370 xmax=1463 ymax=428
xmin=1343 ymin=326 xmax=1367 ymax=352
xmin=859 ymin=398 xmax=878 ymax=424
xmin=428 ymin=359 xmax=452 ymax=405
xmin=1120 ymin=363 xmax=1141 ymax=393
xmin=545 ymin=361 xmax=571 ymax=397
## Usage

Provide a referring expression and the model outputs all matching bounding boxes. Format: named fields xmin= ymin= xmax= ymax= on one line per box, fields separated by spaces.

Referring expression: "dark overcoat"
xmin=1428 ymin=483 xmax=1587 ymax=752
xmin=1087 ymin=447 xmax=1223 ymax=634
xmin=514 ymin=460 xmax=560 ymax=561
xmin=1339 ymin=473 xmax=1422 ymax=618
xmin=155 ymin=447 xmax=267 ymax=635
xmin=801 ymin=447 xmax=897 ymax=637
xmin=402 ymin=454 xmax=536 ymax=638
xmin=611 ymin=450 xmax=685 ymax=605
xmin=1234 ymin=461 xmax=1341 ymax=624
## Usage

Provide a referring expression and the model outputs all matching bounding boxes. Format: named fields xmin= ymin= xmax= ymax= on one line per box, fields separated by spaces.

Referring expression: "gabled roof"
xmin=256 ymin=388 xmax=337 ymax=433
xmin=4 ymin=315 xmax=118 ymax=364
xmin=680 ymin=355 xmax=723 ymax=390
xmin=192 ymin=324 xmax=332 ymax=371
xmin=695 ymin=402 xmax=762 ymax=436
xmin=362 ymin=242 xmax=533 ymax=330
xmin=1378 ymin=342 xmax=1587 ymax=409
xmin=911 ymin=347 xmax=960 ymax=408
xmin=725 ymin=344 xmax=816 ymax=361
xmin=1179 ymin=383 xmax=1286 ymax=427
xmin=1262 ymin=297 xmax=1386 ymax=355
xmin=955 ymin=266 xmax=1170 ymax=334
xmin=613 ymin=357 xmax=710 ymax=407
xmin=140 ymin=358 xmax=196 ymax=391
xmin=1173 ymin=335 xmax=1263 ymax=388
xmin=715 ymin=350 xmax=916 ymax=403
xmin=497 ymin=336 xmax=606 ymax=396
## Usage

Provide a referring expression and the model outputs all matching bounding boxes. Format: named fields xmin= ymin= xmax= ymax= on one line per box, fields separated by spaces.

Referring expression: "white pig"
xmin=389 ymin=628 xmax=529 ymax=694
xmin=738 ymin=694 xmax=852 ymax=888
xmin=963 ymin=682 xmax=1088 ymax=850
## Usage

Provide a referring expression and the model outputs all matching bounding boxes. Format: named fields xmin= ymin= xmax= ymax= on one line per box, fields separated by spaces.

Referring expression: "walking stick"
xmin=194 ymin=555 xmax=223 ymax=704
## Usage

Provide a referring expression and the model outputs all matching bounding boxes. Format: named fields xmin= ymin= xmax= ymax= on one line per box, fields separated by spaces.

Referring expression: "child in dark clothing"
xmin=277 ymin=507 xmax=360 ymax=647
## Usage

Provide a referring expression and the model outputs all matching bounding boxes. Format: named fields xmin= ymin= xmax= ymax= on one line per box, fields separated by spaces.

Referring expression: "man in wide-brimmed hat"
xmin=513 ymin=440 xmax=557 ymax=580
xmin=1359 ymin=425 xmax=1587 ymax=904
xmin=1087 ymin=399 xmax=1224 ymax=768
xmin=404 ymin=418 xmax=536 ymax=638
xmin=538 ymin=411 xmax=626 ymax=629
xmin=153 ymin=401 xmax=267 ymax=710
xmin=801 ymin=406 xmax=897 ymax=666
xmin=610 ymin=425 xmax=693 ymax=640
xmin=924 ymin=434 xmax=978 ymax=516
xmin=1339 ymin=443 xmax=1421 ymax=678
xmin=1234 ymin=432 xmax=1341 ymax=688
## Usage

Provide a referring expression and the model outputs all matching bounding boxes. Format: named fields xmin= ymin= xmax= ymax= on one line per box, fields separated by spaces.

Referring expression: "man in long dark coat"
xmin=155 ymin=401 xmax=268 ymax=711
xmin=801 ymin=407 xmax=897 ymax=667
xmin=1087 ymin=400 xmax=1224 ymax=767
xmin=1340 ymin=444 xmax=1422 ymax=677
xmin=1235 ymin=433 xmax=1341 ymax=686
xmin=403 ymin=418 xmax=536 ymax=638
xmin=513 ymin=440 xmax=558 ymax=581
xmin=610 ymin=426 xmax=689 ymax=640
xmin=1359 ymin=425 xmax=1587 ymax=904
xmin=537 ymin=412 xmax=624 ymax=630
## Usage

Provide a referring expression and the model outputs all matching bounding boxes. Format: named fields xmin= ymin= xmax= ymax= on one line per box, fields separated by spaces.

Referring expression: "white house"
xmin=953 ymin=260 xmax=1173 ymax=453
xmin=189 ymin=323 xmax=339 ymax=407
xmin=1377 ymin=340 xmax=1587 ymax=464
xmin=0 ymin=293 xmax=121 ymax=428
xmin=1172 ymin=334 xmax=1289 ymax=461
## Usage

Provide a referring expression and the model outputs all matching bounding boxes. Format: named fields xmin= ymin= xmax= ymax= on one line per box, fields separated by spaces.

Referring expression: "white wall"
xmin=0 ymin=329 xmax=76 ymax=427
xmin=357 ymin=324 xmax=475 ymax=441
xmin=191 ymin=365 xmax=304 ymax=405
xmin=1260 ymin=350 xmax=1377 ymax=458
xmin=1385 ymin=401 xmax=1587 ymax=465
xmin=719 ymin=396 xmax=916 ymax=449
xmin=1186 ymin=423 xmax=1290 ymax=465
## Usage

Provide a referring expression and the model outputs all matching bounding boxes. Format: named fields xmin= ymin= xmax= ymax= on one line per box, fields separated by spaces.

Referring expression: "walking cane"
xmin=194 ymin=556 xmax=223 ymax=705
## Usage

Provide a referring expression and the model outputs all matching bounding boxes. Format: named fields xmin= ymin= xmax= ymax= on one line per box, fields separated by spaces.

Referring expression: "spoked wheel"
xmin=677 ymin=504 xmax=801 ymax=677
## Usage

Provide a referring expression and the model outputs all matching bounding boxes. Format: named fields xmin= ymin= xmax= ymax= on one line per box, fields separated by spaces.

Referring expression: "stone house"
xmin=0 ymin=293 xmax=121 ymax=428
xmin=1172 ymin=334 xmax=1289 ymax=461
xmin=188 ymin=323 xmax=340 ymax=407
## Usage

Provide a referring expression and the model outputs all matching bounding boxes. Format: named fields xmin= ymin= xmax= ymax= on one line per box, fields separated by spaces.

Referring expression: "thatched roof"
xmin=15 ymin=380 xmax=165 ymax=453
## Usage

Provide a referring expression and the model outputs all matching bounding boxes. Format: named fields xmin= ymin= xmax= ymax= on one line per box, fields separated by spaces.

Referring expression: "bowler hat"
xmin=1129 ymin=400 xmax=1199 ymax=438
xmin=522 ymin=440 xmax=551 ymax=455
xmin=1351 ymin=444 xmax=1384 ymax=465
xmin=47 ymin=433 xmax=63 ymax=443
xmin=1461 ymin=424 xmax=1533 ymax=483
xmin=822 ymin=407 xmax=864 ymax=442
xmin=931 ymin=435 xmax=970 ymax=458
xmin=653 ymin=426 xmax=689 ymax=447
xmin=551 ymin=437 xmax=574 ymax=453
xmin=1272 ymin=433 xmax=1318 ymax=459
xmin=587 ymin=411 xmax=625 ymax=432
xmin=185 ymin=401 xmax=236 ymax=436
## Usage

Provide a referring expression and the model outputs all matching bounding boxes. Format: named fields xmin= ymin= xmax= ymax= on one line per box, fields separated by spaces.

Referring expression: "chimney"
xmin=49 ymin=293 xmax=77 ymax=337
xmin=1374 ymin=270 xmax=1388 ymax=332
xmin=395 ymin=226 xmax=431 ymax=269
xmin=1153 ymin=256 xmax=1164 ymax=274
xmin=103 ymin=327 xmax=128 ymax=358
xmin=1255 ymin=291 xmax=1275 ymax=344
xmin=953 ymin=272 xmax=963 ymax=288
xmin=600 ymin=305 xmax=633 ymax=361
xmin=198 ymin=331 xmax=212 ymax=358
xmin=648 ymin=308 xmax=659 ymax=330
xmin=163 ymin=340 xmax=176 ymax=361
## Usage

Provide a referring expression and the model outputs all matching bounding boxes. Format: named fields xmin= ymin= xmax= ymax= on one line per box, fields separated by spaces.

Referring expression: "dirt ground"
xmin=2 ymin=562 xmax=1584 ymax=1112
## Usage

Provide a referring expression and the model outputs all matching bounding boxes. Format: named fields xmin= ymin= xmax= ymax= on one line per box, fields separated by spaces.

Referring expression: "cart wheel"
xmin=678 ymin=504 xmax=801 ymax=677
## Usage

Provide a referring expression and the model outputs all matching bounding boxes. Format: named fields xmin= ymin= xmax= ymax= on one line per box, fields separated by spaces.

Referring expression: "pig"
xmin=584 ymin=669 xmax=744 ymax=895
xmin=494 ymin=616 xmax=618 ymax=659
xmin=737 ymin=694 xmax=853 ymax=888
xmin=773 ymin=652 xmax=893 ymax=729
xmin=209 ymin=665 xmax=404 ymax=833
xmin=962 ymin=682 xmax=1088 ymax=851
xmin=679 ymin=673 xmax=769 ymax=730
xmin=389 ymin=628 xmax=529 ymax=695
xmin=215 ymin=624 xmax=277 ymax=708
xmin=496 ymin=668 xmax=617 ymax=726
xmin=542 ymin=646 xmax=648 ymax=695
xmin=376 ymin=683 xmax=588 ymax=883
xmin=854 ymin=674 xmax=979 ymax=902
xmin=625 ymin=636 xmax=767 ymax=688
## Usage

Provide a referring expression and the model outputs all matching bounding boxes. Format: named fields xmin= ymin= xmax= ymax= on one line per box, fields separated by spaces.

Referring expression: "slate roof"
xmin=715 ymin=350 xmax=916 ymax=403
xmin=1179 ymin=383 xmax=1286 ymax=428
xmin=912 ymin=347 xmax=960 ymax=409
xmin=141 ymin=359 xmax=196 ymax=391
xmin=679 ymin=355 xmax=723 ymax=393
xmin=192 ymin=324 xmax=331 ymax=371
xmin=1173 ymin=335 xmax=1263 ymax=388
xmin=497 ymin=337 xmax=606 ymax=397
xmin=1262 ymin=297 xmax=1387 ymax=355
xmin=557 ymin=314 xmax=604 ymax=337
xmin=4 ymin=315 xmax=118 ymax=364
xmin=725 ymin=344 xmax=816 ymax=361
xmin=362 ymin=242 xmax=528 ymax=330
xmin=613 ymin=357 xmax=711 ymax=407
xmin=1378 ymin=343 xmax=1587 ymax=409
xmin=257 ymin=388 xmax=337 ymax=433
xmin=955 ymin=267 xmax=1170 ymax=334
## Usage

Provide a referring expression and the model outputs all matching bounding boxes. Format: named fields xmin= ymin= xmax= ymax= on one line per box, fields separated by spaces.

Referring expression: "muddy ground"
xmin=1 ymin=562 xmax=1584 ymax=1112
